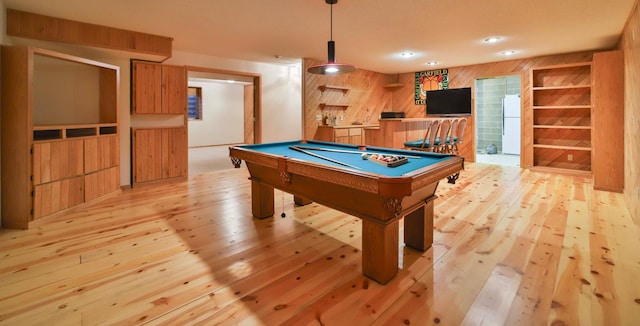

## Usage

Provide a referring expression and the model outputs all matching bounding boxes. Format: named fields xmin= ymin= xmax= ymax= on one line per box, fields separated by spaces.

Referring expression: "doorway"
xmin=185 ymin=67 xmax=262 ymax=175
xmin=474 ymin=75 xmax=522 ymax=167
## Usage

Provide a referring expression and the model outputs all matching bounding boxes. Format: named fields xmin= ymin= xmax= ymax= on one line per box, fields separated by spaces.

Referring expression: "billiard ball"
xmin=361 ymin=153 xmax=368 ymax=160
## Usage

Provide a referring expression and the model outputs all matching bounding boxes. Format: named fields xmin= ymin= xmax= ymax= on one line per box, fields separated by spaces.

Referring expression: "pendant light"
xmin=307 ymin=0 xmax=356 ymax=75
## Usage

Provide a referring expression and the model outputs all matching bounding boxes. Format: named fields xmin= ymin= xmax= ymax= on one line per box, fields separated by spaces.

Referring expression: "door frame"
xmin=185 ymin=66 xmax=262 ymax=144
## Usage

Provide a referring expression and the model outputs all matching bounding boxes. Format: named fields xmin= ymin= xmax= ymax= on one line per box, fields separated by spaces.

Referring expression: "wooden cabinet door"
xmin=162 ymin=127 xmax=188 ymax=178
xmin=84 ymin=135 xmax=119 ymax=173
xmin=33 ymin=176 xmax=84 ymax=220
xmin=162 ymin=65 xmax=187 ymax=114
xmin=85 ymin=166 xmax=120 ymax=202
xmin=348 ymin=128 xmax=363 ymax=145
xmin=32 ymin=139 xmax=84 ymax=185
xmin=334 ymin=129 xmax=349 ymax=144
xmin=133 ymin=128 xmax=163 ymax=183
xmin=132 ymin=127 xmax=187 ymax=185
xmin=132 ymin=61 xmax=162 ymax=114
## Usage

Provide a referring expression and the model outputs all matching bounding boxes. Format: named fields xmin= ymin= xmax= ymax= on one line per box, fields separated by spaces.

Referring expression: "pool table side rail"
xmin=230 ymin=145 xmax=382 ymax=195
xmin=229 ymin=145 xmax=464 ymax=198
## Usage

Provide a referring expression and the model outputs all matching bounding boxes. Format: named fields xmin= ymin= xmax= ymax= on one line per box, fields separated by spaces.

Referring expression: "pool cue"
xmin=293 ymin=145 xmax=422 ymax=159
xmin=289 ymin=146 xmax=362 ymax=170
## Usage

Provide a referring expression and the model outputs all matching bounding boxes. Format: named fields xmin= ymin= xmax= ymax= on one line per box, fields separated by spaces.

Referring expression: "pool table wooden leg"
xmin=293 ymin=195 xmax=312 ymax=206
xmin=361 ymin=219 xmax=399 ymax=285
xmin=251 ymin=180 xmax=274 ymax=219
xmin=403 ymin=198 xmax=435 ymax=251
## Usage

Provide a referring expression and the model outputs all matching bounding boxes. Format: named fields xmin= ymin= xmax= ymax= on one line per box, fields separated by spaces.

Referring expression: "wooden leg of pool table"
xmin=251 ymin=180 xmax=274 ymax=219
xmin=361 ymin=219 xmax=399 ymax=284
xmin=293 ymin=195 xmax=312 ymax=206
xmin=403 ymin=198 xmax=435 ymax=251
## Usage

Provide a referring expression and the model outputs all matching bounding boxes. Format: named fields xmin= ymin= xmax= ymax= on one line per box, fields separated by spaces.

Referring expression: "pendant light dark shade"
xmin=307 ymin=0 xmax=356 ymax=75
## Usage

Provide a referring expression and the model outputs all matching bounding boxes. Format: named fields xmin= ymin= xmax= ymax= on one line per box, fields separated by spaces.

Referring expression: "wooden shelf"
xmin=533 ymin=144 xmax=591 ymax=151
xmin=533 ymin=125 xmax=591 ymax=130
xmin=532 ymin=85 xmax=591 ymax=91
xmin=33 ymin=123 xmax=118 ymax=141
xmin=33 ymin=123 xmax=118 ymax=130
xmin=383 ymin=83 xmax=404 ymax=89
xmin=533 ymin=105 xmax=591 ymax=110
xmin=318 ymin=85 xmax=349 ymax=95
xmin=319 ymin=103 xmax=348 ymax=110
xmin=531 ymin=62 xmax=592 ymax=71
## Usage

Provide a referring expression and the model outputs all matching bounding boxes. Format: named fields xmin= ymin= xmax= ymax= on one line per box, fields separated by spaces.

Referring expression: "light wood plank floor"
xmin=1 ymin=162 xmax=639 ymax=325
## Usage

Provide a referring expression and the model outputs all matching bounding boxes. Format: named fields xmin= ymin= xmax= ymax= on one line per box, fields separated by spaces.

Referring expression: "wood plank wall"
xmin=620 ymin=0 xmax=640 ymax=224
xmin=303 ymin=52 xmax=601 ymax=166
xmin=303 ymin=59 xmax=393 ymax=140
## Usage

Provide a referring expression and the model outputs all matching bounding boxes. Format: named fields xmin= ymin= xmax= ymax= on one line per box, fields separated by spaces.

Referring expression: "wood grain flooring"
xmin=1 ymin=162 xmax=639 ymax=325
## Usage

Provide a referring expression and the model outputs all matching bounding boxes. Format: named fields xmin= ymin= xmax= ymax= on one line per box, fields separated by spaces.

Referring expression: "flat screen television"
xmin=425 ymin=87 xmax=472 ymax=116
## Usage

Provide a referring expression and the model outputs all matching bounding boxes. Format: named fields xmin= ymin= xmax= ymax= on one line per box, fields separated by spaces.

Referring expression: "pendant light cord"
xmin=329 ymin=2 xmax=333 ymax=41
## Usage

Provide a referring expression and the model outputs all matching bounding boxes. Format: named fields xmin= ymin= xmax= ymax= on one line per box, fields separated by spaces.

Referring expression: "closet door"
xmin=162 ymin=127 xmax=188 ymax=179
xmin=132 ymin=128 xmax=163 ymax=183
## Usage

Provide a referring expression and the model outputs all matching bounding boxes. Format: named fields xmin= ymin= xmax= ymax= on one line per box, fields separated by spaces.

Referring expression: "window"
xmin=187 ymin=87 xmax=203 ymax=120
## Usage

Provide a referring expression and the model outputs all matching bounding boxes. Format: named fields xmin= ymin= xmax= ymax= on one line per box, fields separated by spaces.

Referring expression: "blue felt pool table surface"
xmin=236 ymin=140 xmax=455 ymax=177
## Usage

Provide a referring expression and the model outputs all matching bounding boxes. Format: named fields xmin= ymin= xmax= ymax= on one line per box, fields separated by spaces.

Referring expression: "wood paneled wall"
xmin=303 ymin=59 xmax=393 ymax=140
xmin=620 ymin=0 xmax=640 ymax=223
xmin=304 ymin=53 xmax=602 ymax=165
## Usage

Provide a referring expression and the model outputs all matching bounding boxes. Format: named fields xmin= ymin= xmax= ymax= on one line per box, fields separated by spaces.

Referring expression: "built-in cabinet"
xmin=130 ymin=60 xmax=189 ymax=186
xmin=1 ymin=46 xmax=120 ymax=229
xmin=131 ymin=127 xmax=188 ymax=185
xmin=131 ymin=61 xmax=187 ymax=114
xmin=530 ymin=62 xmax=593 ymax=174
xmin=316 ymin=126 xmax=369 ymax=145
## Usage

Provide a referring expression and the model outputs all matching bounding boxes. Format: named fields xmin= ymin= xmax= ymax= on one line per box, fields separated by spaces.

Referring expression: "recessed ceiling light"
xmin=501 ymin=50 xmax=516 ymax=56
xmin=484 ymin=37 xmax=501 ymax=43
xmin=400 ymin=52 xmax=414 ymax=58
xmin=427 ymin=61 xmax=439 ymax=66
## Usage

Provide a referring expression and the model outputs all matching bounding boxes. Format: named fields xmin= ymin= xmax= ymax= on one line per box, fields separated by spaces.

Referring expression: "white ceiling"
xmin=3 ymin=0 xmax=636 ymax=74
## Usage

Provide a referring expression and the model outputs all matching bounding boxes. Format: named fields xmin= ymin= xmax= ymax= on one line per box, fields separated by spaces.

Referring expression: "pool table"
xmin=229 ymin=140 xmax=464 ymax=284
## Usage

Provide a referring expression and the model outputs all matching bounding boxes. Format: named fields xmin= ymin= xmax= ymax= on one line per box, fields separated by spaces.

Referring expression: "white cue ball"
xmin=361 ymin=153 xmax=368 ymax=160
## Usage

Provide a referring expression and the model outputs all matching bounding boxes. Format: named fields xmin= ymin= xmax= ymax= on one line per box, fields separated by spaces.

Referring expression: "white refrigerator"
xmin=502 ymin=94 xmax=521 ymax=155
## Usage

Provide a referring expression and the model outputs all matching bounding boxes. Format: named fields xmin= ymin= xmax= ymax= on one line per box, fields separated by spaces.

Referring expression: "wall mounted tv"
xmin=426 ymin=87 xmax=472 ymax=116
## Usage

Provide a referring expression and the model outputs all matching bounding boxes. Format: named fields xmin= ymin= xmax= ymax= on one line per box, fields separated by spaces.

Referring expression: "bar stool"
xmin=434 ymin=119 xmax=451 ymax=153
xmin=445 ymin=118 xmax=460 ymax=154
xmin=450 ymin=118 xmax=467 ymax=155
xmin=404 ymin=120 xmax=440 ymax=152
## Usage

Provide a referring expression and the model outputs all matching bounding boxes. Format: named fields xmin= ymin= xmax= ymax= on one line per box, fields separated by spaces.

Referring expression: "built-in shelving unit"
xmin=1 ymin=46 xmax=120 ymax=229
xmin=530 ymin=62 xmax=592 ymax=174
